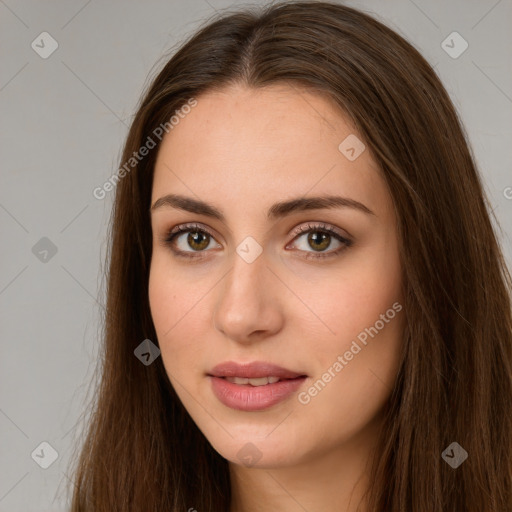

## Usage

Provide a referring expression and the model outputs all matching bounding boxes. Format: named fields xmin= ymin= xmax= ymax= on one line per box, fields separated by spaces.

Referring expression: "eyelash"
xmin=161 ymin=222 xmax=353 ymax=261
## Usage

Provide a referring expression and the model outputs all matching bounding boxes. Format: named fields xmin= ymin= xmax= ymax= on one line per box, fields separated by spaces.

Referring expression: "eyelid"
xmin=167 ymin=222 xmax=217 ymax=239
xmin=287 ymin=221 xmax=351 ymax=243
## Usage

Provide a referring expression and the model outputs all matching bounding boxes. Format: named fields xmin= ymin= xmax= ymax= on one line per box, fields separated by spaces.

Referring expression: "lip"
xmin=209 ymin=361 xmax=306 ymax=379
xmin=208 ymin=361 xmax=308 ymax=411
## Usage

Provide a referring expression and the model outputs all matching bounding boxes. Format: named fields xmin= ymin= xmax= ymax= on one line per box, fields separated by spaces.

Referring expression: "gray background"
xmin=1 ymin=0 xmax=511 ymax=510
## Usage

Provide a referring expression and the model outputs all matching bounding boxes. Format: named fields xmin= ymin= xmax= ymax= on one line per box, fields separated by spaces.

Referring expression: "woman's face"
xmin=149 ymin=83 xmax=404 ymax=468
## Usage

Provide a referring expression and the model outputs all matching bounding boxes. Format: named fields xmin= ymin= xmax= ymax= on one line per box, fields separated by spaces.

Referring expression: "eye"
xmin=161 ymin=223 xmax=220 ymax=260
xmin=160 ymin=222 xmax=352 ymax=261
xmin=286 ymin=222 xmax=352 ymax=260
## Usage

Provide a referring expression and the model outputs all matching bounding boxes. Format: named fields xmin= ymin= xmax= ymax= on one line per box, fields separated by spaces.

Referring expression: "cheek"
xmin=148 ymin=255 xmax=212 ymax=371
xmin=148 ymin=260 xmax=177 ymax=336
xmin=295 ymin=241 xmax=404 ymax=431
xmin=292 ymin=239 xmax=402 ymax=362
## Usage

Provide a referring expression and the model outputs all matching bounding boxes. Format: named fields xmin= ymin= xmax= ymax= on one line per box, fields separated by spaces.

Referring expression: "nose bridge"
xmin=223 ymin=244 xmax=269 ymax=310
xmin=222 ymin=219 xmax=270 ymax=297
xmin=213 ymin=243 xmax=282 ymax=341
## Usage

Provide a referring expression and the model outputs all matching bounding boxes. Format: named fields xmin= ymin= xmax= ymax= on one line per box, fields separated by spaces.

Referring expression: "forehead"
xmin=151 ymin=83 xmax=389 ymax=220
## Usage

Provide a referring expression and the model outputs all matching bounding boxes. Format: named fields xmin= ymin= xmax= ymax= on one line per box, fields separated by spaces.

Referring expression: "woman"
xmin=68 ymin=1 xmax=512 ymax=510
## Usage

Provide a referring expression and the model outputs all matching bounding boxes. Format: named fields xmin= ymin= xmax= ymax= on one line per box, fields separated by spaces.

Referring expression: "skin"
xmin=148 ymin=83 xmax=405 ymax=512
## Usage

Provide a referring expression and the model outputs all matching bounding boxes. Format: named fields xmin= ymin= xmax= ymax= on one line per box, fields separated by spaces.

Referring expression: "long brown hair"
xmin=67 ymin=1 xmax=512 ymax=510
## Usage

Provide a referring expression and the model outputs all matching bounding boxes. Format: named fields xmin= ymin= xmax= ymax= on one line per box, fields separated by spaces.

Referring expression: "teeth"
xmin=229 ymin=377 xmax=249 ymax=385
xmin=225 ymin=376 xmax=281 ymax=386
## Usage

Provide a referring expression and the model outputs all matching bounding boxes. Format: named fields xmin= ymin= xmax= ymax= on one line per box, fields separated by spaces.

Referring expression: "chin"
xmin=204 ymin=425 xmax=307 ymax=469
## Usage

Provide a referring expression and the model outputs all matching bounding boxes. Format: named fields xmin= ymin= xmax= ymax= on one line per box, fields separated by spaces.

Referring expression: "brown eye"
xmin=163 ymin=223 xmax=220 ymax=259
xmin=183 ymin=230 xmax=210 ymax=251
xmin=288 ymin=222 xmax=352 ymax=260
xmin=304 ymin=231 xmax=332 ymax=252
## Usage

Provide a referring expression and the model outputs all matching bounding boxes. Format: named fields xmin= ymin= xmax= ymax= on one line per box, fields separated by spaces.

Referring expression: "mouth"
xmin=208 ymin=360 xmax=307 ymax=380
xmin=221 ymin=376 xmax=299 ymax=386
xmin=207 ymin=361 xmax=308 ymax=411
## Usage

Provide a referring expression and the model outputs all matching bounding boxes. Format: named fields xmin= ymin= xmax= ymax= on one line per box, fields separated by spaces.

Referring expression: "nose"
xmin=213 ymin=250 xmax=284 ymax=345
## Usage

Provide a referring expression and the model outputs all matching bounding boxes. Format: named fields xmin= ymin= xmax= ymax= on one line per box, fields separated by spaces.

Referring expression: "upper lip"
xmin=208 ymin=361 xmax=307 ymax=379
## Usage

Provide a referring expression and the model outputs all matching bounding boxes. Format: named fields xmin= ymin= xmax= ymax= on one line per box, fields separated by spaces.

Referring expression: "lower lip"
xmin=209 ymin=376 xmax=307 ymax=411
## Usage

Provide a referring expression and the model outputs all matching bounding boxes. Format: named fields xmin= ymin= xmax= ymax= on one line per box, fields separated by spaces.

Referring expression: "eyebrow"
xmin=150 ymin=193 xmax=375 ymax=220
